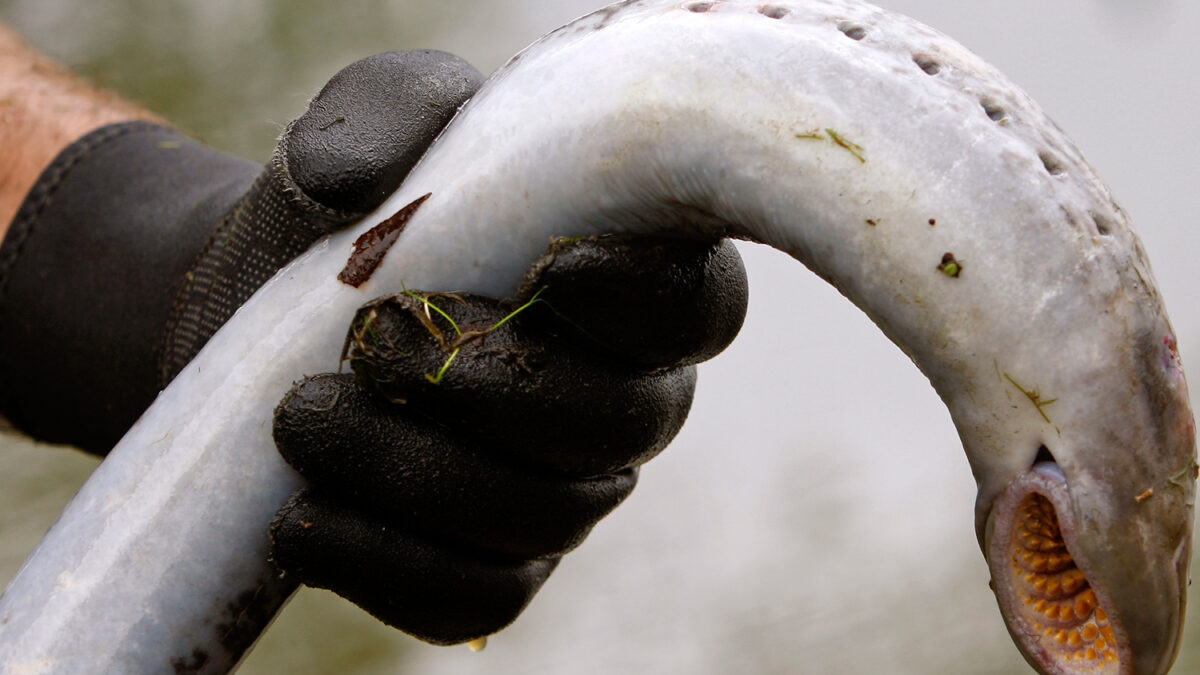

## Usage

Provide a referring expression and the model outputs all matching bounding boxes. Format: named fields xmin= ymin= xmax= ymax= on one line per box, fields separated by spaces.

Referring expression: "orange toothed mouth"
xmin=988 ymin=462 xmax=1126 ymax=675
xmin=1007 ymin=493 xmax=1119 ymax=672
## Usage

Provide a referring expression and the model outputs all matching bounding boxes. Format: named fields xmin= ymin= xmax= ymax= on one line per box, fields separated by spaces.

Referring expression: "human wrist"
xmin=0 ymin=122 xmax=260 ymax=453
xmin=0 ymin=23 xmax=162 ymax=234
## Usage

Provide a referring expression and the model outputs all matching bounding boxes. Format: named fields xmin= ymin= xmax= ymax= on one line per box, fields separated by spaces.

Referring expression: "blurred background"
xmin=1 ymin=0 xmax=1198 ymax=673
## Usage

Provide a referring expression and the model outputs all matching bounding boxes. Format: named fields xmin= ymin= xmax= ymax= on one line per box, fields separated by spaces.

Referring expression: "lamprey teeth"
xmin=1009 ymin=493 xmax=1119 ymax=673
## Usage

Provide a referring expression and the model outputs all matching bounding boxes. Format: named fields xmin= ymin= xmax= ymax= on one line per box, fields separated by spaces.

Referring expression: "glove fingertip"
xmin=269 ymin=491 xmax=558 ymax=646
xmin=283 ymin=50 xmax=485 ymax=216
xmin=518 ymin=236 xmax=749 ymax=370
xmin=272 ymin=372 xmax=363 ymax=469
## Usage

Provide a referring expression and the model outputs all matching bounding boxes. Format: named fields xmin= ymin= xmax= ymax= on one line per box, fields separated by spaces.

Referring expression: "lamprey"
xmin=0 ymin=1 xmax=1192 ymax=673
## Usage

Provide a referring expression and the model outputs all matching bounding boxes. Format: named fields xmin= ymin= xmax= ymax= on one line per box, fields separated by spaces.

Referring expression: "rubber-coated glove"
xmin=0 ymin=51 xmax=750 ymax=646
xmin=272 ymin=234 xmax=747 ymax=644
xmin=0 ymin=50 xmax=483 ymax=451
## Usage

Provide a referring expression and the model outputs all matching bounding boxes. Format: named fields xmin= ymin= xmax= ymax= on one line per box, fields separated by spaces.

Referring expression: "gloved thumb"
xmin=161 ymin=50 xmax=484 ymax=382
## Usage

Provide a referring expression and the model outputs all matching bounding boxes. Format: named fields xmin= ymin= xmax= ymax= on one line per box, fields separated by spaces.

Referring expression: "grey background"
xmin=1 ymin=1 xmax=1197 ymax=673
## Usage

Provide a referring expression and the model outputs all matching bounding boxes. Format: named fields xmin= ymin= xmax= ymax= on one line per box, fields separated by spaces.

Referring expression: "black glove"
xmin=271 ymin=234 xmax=748 ymax=645
xmin=0 ymin=49 xmax=751 ymax=648
xmin=0 ymin=50 xmax=483 ymax=452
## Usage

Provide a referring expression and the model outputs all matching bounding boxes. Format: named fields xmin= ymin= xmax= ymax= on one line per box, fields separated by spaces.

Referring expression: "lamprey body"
xmin=0 ymin=1 xmax=1192 ymax=673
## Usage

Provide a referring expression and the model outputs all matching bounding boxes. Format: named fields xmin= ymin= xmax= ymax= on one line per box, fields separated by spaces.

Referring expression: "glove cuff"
xmin=0 ymin=121 xmax=259 ymax=453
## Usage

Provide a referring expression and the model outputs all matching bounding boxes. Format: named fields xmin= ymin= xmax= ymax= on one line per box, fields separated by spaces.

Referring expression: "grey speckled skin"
xmin=0 ymin=1 xmax=1193 ymax=673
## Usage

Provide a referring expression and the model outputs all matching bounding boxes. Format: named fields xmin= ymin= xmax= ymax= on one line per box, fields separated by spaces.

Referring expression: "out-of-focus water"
xmin=1 ymin=1 xmax=1198 ymax=673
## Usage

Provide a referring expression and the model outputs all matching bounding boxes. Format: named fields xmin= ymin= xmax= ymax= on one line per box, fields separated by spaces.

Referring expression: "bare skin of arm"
xmin=0 ymin=23 xmax=162 ymax=236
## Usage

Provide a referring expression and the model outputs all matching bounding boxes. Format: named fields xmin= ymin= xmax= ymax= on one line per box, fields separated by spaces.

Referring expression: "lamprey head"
xmin=985 ymin=458 xmax=1193 ymax=675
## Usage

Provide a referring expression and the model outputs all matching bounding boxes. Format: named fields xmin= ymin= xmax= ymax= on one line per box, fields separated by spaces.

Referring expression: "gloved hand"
xmin=0 ymin=49 xmax=483 ymax=452
xmin=0 ymin=50 xmax=750 ymax=647
xmin=271 ymin=234 xmax=747 ymax=645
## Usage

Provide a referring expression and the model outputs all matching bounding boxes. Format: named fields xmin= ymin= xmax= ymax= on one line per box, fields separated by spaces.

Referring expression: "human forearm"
xmin=0 ymin=22 xmax=161 ymax=234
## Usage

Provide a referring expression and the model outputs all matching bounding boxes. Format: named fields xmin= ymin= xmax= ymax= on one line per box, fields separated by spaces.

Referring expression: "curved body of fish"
xmin=0 ymin=1 xmax=1193 ymax=673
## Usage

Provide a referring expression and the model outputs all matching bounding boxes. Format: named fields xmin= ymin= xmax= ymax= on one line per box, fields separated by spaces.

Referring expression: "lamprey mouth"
xmin=986 ymin=462 xmax=1126 ymax=675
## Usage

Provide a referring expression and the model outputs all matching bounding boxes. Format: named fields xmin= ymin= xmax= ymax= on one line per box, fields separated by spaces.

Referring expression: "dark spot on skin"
xmin=913 ymin=54 xmax=941 ymax=75
xmin=760 ymin=5 xmax=789 ymax=18
xmin=937 ymin=252 xmax=963 ymax=278
xmin=838 ymin=21 xmax=867 ymax=40
xmin=866 ymin=219 xmax=878 ymax=226
xmin=171 ymin=649 xmax=209 ymax=674
xmin=561 ymin=0 xmax=643 ymax=32
xmin=214 ymin=582 xmax=294 ymax=659
xmin=590 ymin=5 xmax=625 ymax=27
xmin=928 ymin=218 xmax=937 ymax=226
xmin=1131 ymin=332 xmax=1192 ymax=460
xmin=338 ymin=193 xmax=432 ymax=288
xmin=686 ymin=1 xmax=714 ymax=12
xmin=1092 ymin=212 xmax=1112 ymax=236
xmin=168 ymin=576 xmax=296 ymax=674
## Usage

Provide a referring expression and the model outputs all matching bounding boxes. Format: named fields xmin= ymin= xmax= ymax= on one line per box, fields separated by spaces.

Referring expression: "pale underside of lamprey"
xmin=0 ymin=1 xmax=1193 ymax=674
